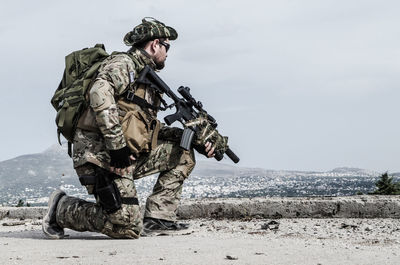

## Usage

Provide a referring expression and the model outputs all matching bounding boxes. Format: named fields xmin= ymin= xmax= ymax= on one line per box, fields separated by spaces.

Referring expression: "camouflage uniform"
xmin=55 ymin=19 xmax=194 ymax=239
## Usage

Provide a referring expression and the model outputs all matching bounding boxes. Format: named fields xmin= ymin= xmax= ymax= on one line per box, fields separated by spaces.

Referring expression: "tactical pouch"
xmin=118 ymin=100 xmax=160 ymax=156
xmin=54 ymin=94 xmax=86 ymax=143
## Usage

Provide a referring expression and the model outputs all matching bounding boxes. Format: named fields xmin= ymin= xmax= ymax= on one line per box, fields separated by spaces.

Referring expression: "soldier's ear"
xmin=151 ymin=39 xmax=160 ymax=53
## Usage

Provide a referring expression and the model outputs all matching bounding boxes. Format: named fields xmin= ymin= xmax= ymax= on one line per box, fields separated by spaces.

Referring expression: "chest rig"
xmin=117 ymin=51 xmax=168 ymax=156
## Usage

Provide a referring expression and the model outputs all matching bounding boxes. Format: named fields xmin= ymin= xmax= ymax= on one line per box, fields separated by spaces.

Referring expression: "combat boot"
xmin=42 ymin=189 xmax=66 ymax=239
xmin=143 ymin=217 xmax=189 ymax=232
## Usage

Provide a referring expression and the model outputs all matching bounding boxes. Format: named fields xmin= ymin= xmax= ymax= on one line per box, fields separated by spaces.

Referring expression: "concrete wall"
xmin=177 ymin=196 xmax=400 ymax=219
xmin=0 ymin=206 xmax=47 ymax=220
xmin=1 ymin=196 xmax=400 ymax=220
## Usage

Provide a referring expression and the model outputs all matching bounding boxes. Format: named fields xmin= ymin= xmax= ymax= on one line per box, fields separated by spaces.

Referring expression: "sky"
xmin=0 ymin=0 xmax=399 ymax=172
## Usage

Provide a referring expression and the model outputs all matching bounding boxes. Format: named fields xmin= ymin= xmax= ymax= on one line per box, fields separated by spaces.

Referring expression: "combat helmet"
xmin=124 ymin=17 xmax=178 ymax=46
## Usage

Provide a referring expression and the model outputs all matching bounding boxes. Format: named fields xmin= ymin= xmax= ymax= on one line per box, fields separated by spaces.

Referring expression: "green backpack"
xmin=51 ymin=44 xmax=109 ymax=146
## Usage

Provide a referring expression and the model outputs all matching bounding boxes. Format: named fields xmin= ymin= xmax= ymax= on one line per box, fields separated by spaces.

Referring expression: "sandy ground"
xmin=0 ymin=218 xmax=399 ymax=265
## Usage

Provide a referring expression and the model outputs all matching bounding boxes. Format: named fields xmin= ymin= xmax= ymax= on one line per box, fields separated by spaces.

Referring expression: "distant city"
xmin=0 ymin=144 xmax=398 ymax=206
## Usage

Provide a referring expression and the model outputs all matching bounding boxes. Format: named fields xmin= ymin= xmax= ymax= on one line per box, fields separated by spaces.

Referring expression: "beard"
xmin=155 ymin=60 xmax=165 ymax=70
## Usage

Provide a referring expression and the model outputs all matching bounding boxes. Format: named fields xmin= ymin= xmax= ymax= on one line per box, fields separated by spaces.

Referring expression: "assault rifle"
xmin=135 ymin=65 xmax=239 ymax=163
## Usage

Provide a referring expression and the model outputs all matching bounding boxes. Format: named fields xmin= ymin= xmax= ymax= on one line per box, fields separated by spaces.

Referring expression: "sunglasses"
xmin=159 ymin=40 xmax=170 ymax=52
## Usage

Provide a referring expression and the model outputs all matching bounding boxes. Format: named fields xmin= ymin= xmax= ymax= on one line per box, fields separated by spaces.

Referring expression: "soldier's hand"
xmin=109 ymin=147 xmax=136 ymax=176
xmin=204 ymin=141 xmax=215 ymax=158
xmin=111 ymin=155 xmax=136 ymax=176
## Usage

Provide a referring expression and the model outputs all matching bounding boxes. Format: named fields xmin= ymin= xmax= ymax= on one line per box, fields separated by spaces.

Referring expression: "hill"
xmin=1 ymin=144 xmax=396 ymax=206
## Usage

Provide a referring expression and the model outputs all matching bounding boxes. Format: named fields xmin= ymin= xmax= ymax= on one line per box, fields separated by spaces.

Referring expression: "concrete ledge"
xmin=177 ymin=196 xmax=400 ymax=219
xmin=0 ymin=207 xmax=47 ymax=220
xmin=1 ymin=196 xmax=400 ymax=220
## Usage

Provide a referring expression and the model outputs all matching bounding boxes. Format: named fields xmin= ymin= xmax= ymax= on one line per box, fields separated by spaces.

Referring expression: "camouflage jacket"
xmin=72 ymin=49 xmax=159 ymax=169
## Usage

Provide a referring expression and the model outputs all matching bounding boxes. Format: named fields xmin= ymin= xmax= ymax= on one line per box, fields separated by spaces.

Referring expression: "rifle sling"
xmin=124 ymin=91 xmax=159 ymax=110
xmin=123 ymin=90 xmax=171 ymax=111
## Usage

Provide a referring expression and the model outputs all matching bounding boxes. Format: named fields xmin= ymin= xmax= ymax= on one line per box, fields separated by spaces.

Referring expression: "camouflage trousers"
xmin=56 ymin=140 xmax=196 ymax=239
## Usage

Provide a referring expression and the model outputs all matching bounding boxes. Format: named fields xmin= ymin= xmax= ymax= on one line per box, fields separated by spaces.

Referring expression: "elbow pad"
xmin=90 ymin=80 xmax=114 ymax=112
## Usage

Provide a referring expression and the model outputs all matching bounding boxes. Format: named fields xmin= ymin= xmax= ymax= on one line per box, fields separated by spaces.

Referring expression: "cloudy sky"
xmin=0 ymin=0 xmax=399 ymax=172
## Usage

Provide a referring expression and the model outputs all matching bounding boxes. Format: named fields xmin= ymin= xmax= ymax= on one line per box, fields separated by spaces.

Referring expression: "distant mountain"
xmin=0 ymin=144 xmax=260 ymax=205
xmin=391 ymin=172 xmax=400 ymax=177
xmin=0 ymin=144 xmax=395 ymax=206
xmin=329 ymin=167 xmax=378 ymax=175
xmin=191 ymin=160 xmax=270 ymax=177
xmin=0 ymin=143 xmax=258 ymax=183
xmin=0 ymin=144 xmax=75 ymax=189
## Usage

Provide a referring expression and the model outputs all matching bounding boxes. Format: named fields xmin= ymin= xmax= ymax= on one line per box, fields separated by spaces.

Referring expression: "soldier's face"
xmin=153 ymin=39 xmax=169 ymax=70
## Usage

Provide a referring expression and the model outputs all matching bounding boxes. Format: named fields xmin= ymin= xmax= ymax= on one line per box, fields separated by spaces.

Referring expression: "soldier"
xmin=42 ymin=17 xmax=216 ymax=239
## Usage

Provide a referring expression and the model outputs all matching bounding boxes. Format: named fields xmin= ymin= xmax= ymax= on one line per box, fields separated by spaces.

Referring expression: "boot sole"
xmin=42 ymin=190 xmax=66 ymax=239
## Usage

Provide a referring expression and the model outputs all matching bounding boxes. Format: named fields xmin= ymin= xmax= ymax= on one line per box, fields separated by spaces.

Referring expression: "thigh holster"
xmin=79 ymin=168 xmax=139 ymax=214
xmin=79 ymin=169 xmax=121 ymax=214
xmin=95 ymin=168 xmax=122 ymax=214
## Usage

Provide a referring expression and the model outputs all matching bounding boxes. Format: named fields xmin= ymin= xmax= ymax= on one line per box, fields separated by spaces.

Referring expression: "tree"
xmin=371 ymin=172 xmax=400 ymax=195
xmin=15 ymin=199 xmax=24 ymax=207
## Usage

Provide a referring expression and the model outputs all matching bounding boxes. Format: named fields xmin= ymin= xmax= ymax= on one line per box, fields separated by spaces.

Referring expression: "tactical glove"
xmin=109 ymin=146 xmax=132 ymax=168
